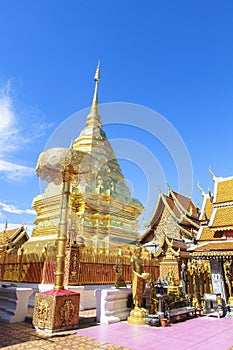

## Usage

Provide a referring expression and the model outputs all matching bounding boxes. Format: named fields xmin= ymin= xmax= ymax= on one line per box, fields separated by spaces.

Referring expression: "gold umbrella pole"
xmin=33 ymin=147 xmax=98 ymax=332
xmin=54 ymin=165 xmax=71 ymax=290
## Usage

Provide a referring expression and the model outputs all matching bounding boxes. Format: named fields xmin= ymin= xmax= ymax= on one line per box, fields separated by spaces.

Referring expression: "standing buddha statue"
xmin=128 ymin=246 xmax=149 ymax=325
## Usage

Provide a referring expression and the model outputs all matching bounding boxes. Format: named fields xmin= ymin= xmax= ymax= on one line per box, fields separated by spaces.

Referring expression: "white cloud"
xmin=0 ymin=82 xmax=15 ymax=131
xmin=0 ymin=201 xmax=36 ymax=215
xmin=0 ymin=80 xmax=53 ymax=182
xmin=0 ymin=82 xmax=20 ymax=156
xmin=0 ymin=159 xmax=34 ymax=181
xmin=0 ymin=201 xmax=35 ymax=238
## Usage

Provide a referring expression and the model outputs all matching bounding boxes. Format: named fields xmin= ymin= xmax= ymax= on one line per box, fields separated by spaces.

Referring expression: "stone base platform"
xmin=33 ymin=289 xmax=80 ymax=332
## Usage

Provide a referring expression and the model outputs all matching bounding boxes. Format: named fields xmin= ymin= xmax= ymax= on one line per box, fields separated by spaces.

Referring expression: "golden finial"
xmin=208 ymin=166 xmax=216 ymax=181
xmin=197 ymin=181 xmax=205 ymax=196
xmin=2 ymin=220 xmax=8 ymax=245
xmin=94 ymin=59 xmax=100 ymax=82
xmin=4 ymin=220 xmax=8 ymax=233
xmin=92 ymin=60 xmax=100 ymax=104
xmin=86 ymin=61 xmax=101 ymax=127
xmin=166 ymin=182 xmax=171 ymax=195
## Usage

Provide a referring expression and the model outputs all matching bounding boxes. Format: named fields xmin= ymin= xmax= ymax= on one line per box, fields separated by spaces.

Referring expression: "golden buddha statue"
xmin=224 ymin=262 xmax=233 ymax=304
xmin=128 ymin=246 xmax=149 ymax=325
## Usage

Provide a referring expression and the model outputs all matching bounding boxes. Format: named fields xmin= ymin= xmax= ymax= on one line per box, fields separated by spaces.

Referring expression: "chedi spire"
xmin=86 ymin=61 xmax=101 ymax=128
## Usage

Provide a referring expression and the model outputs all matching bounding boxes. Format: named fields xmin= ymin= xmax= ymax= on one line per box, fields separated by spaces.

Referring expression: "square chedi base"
xmin=33 ymin=289 xmax=80 ymax=332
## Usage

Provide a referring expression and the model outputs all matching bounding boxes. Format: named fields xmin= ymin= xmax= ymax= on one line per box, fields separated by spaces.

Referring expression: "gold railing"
xmin=0 ymin=253 xmax=45 ymax=283
xmin=0 ymin=249 xmax=159 ymax=286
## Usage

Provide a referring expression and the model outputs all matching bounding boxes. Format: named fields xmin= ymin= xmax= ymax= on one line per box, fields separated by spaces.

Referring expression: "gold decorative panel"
xmin=33 ymin=289 xmax=80 ymax=332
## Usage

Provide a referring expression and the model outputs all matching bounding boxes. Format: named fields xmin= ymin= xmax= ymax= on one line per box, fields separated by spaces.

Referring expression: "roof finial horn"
xmin=197 ymin=181 xmax=205 ymax=196
xmin=208 ymin=166 xmax=216 ymax=181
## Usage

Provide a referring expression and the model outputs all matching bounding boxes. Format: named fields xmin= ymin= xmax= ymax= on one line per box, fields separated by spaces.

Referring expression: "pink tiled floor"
xmin=76 ymin=316 xmax=233 ymax=350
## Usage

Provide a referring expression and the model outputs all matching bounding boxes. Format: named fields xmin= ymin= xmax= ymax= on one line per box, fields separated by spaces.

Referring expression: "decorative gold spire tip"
xmin=94 ymin=60 xmax=100 ymax=82
xmin=166 ymin=182 xmax=172 ymax=195
xmin=85 ymin=61 xmax=102 ymax=127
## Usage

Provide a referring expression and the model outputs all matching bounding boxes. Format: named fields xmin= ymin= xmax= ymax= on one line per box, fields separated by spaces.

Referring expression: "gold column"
xmin=54 ymin=166 xmax=71 ymax=290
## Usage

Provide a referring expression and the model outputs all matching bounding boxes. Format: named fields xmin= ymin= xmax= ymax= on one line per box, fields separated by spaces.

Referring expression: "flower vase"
xmin=160 ymin=318 xmax=168 ymax=327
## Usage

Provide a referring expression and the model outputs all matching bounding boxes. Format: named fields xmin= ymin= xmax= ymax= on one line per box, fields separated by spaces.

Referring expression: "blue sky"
xmin=0 ymin=1 xmax=233 ymax=235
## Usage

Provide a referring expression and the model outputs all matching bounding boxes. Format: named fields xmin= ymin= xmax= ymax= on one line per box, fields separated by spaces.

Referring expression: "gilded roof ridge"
xmin=199 ymin=192 xmax=213 ymax=222
xmin=208 ymin=206 xmax=217 ymax=227
xmin=168 ymin=188 xmax=200 ymax=229
xmin=161 ymin=192 xmax=184 ymax=224
xmin=196 ymin=225 xmax=204 ymax=241
xmin=215 ymin=174 xmax=233 ymax=182
xmin=139 ymin=192 xmax=164 ymax=238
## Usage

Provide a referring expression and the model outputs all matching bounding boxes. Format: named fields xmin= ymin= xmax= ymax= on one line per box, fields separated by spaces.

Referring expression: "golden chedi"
xmin=23 ymin=63 xmax=143 ymax=255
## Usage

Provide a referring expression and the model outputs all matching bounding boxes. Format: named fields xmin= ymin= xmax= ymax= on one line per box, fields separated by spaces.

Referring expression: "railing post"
xmin=18 ymin=247 xmax=24 ymax=282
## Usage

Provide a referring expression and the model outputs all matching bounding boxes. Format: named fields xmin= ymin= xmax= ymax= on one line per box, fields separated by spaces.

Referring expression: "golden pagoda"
xmin=23 ymin=63 xmax=143 ymax=254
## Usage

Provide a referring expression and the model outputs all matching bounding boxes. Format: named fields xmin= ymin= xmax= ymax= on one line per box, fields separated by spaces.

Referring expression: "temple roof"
xmin=140 ymin=189 xmax=200 ymax=244
xmin=209 ymin=206 xmax=233 ymax=230
xmin=0 ymin=225 xmax=27 ymax=243
xmin=196 ymin=173 xmax=233 ymax=248
xmin=197 ymin=226 xmax=219 ymax=241
xmin=0 ymin=227 xmax=16 ymax=243
xmin=169 ymin=190 xmax=200 ymax=219
xmin=0 ymin=225 xmax=29 ymax=254
xmin=191 ymin=240 xmax=233 ymax=258
xmin=162 ymin=193 xmax=198 ymax=229
xmin=214 ymin=176 xmax=233 ymax=204
xmin=164 ymin=194 xmax=182 ymax=219
xmin=171 ymin=238 xmax=188 ymax=250
xmin=193 ymin=241 xmax=233 ymax=251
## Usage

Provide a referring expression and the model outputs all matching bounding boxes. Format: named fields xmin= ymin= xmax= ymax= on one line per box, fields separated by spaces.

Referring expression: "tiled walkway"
xmin=77 ymin=316 xmax=233 ymax=350
xmin=0 ymin=321 xmax=129 ymax=349
xmin=1 ymin=316 xmax=233 ymax=349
